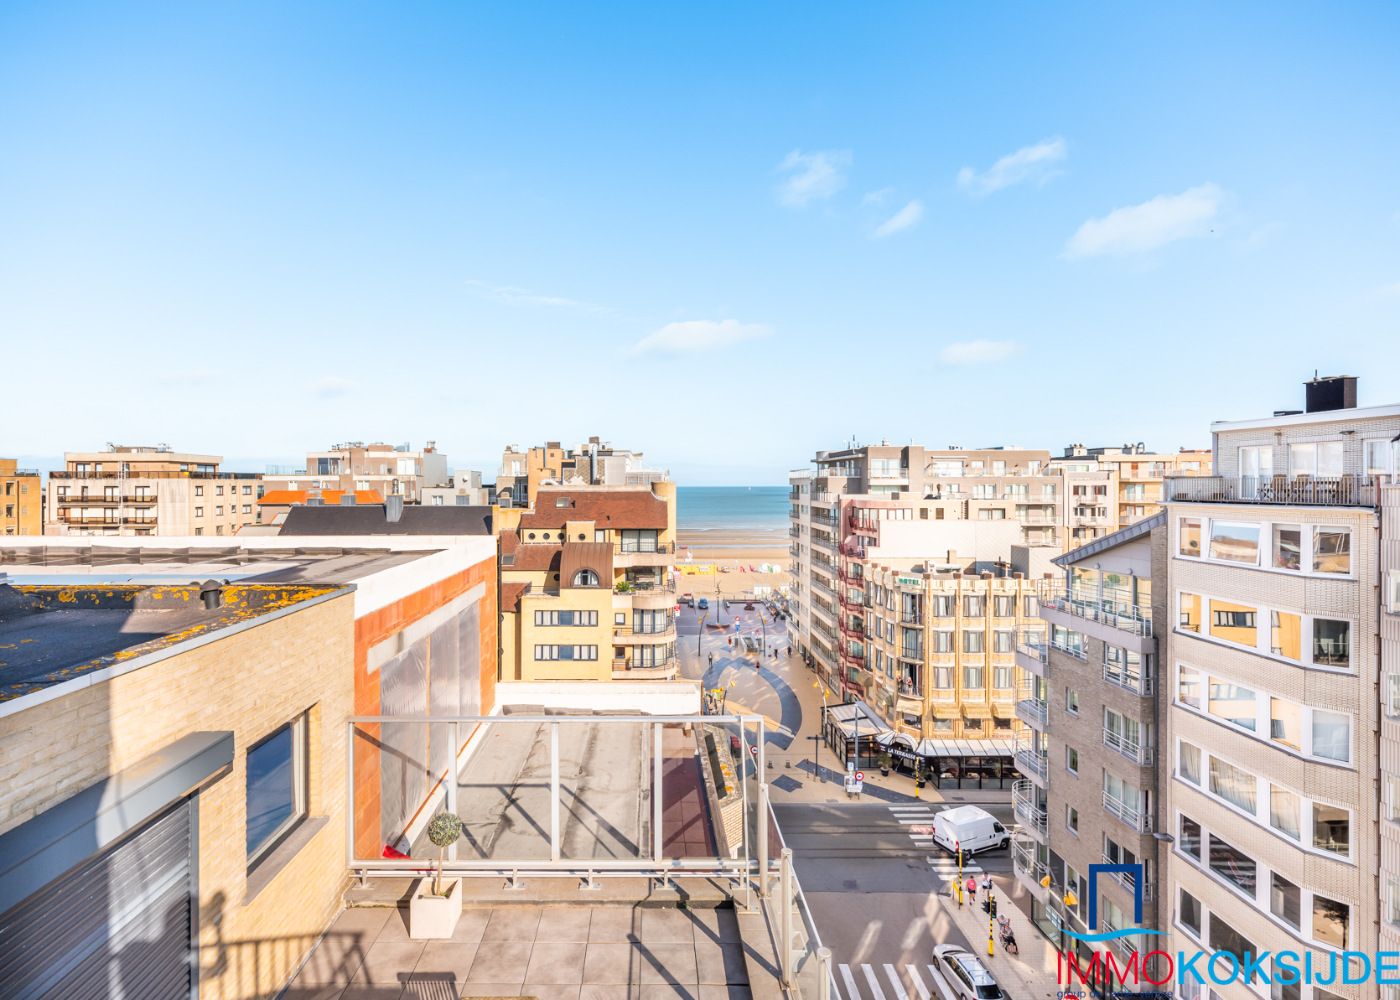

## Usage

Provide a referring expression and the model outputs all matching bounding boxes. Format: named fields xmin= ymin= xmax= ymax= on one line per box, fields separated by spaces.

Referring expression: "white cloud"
xmin=632 ymin=320 xmax=774 ymax=356
xmin=939 ymin=339 xmax=1018 ymax=365
xmin=312 ymin=376 xmax=355 ymax=398
xmin=775 ymin=149 xmax=851 ymax=208
xmin=957 ymin=137 xmax=1067 ymax=195
xmin=861 ymin=187 xmax=895 ymax=207
xmin=465 ymin=279 xmax=609 ymax=314
xmin=1065 ymin=183 xmax=1225 ymax=259
xmin=1377 ymin=280 xmax=1400 ymax=300
xmin=872 ymin=199 xmax=924 ymax=239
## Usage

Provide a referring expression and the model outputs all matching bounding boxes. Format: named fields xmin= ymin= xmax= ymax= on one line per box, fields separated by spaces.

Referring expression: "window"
xmin=1239 ymin=445 xmax=1273 ymax=484
xmin=962 ymin=631 xmax=983 ymax=654
xmin=1313 ymin=802 xmax=1350 ymax=856
xmin=195 ymin=506 xmax=204 ymax=518
xmin=993 ymin=595 xmax=1015 ymax=617
xmin=1176 ymin=665 xmax=1202 ymax=709
xmin=1065 ymin=688 xmax=1079 ymax=714
xmin=615 ymin=612 xmax=626 ymax=626
xmin=992 ymin=665 xmax=1012 ymax=689
xmin=962 ymin=595 xmax=984 ymax=617
xmin=247 ymin=713 xmax=308 ymax=862
xmin=534 ymin=610 xmax=598 ymax=627
xmin=1066 ymin=747 xmax=1079 ymax=774
xmin=1178 ymin=741 xmax=1201 ymax=784
xmin=1309 ymin=526 xmax=1351 ymax=574
xmin=1208 ymin=678 xmax=1257 ymax=731
xmin=1179 ymin=889 xmax=1202 ymax=938
xmin=1209 ymin=521 xmax=1260 ymax=565
xmin=1179 ymin=815 xmax=1201 ymax=859
xmin=1022 ymin=595 xmax=1038 ymax=617
xmin=962 ymin=665 xmax=984 ymax=689
xmin=1066 ymin=805 xmax=1078 ymax=834
xmin=1270 ymin=610 xmax=1302 ymax=660
xmin=1179 ymin=518 xmax=1202 ymax=557
xmin=1270 ymin=872 xmax=1301 ymax=929
xmin=1269 ymin=785 xmax=1300 ymax=840
xmin=1289 ymin=440 xmax=1343 ymax=477
xmin=1313 ymin=895 xmax=1348 ymax=948
xmin=1208 ymin=833 xmax=1257 ymax=894
xmin=1272 ymin=524 xmax=1302 ymax=570
xmin=1209 ymin=599 xmax=1257 ymax=647
xmin=1388 ymin=675 xmax=1400 ymax=717
xmin=195 ymin=485 xmax=204 ymax=497
xmin=1311 ymin=710 xmax=1350 ymax=762
xmin=618 ymin=529 xmax=660 ymax=552
xmin=215 ymin=506 xmax=224 ymax=516
xmin=1312 ymin=618 xmax=1350 ymax=668
xmin=1269 ymin=698 xmax=1303 ymax=751
xmin=1179 ymin=592 xmax=1201 ymax=633
xmin=1208 ymin=756 xmax=1257 ymax=813
xmin=533 ymin=645 xmax=599 ymax=661
xmin=571 ymin=569 xmax=601 ymax=587
xmin=932 ymin=595 xmax=954 ymax=617
xmin=993 ymin=629 xmax=1013 ymax=653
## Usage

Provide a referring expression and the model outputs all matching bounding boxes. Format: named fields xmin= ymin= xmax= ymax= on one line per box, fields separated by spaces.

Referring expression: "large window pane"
xmin=1270 ymin=872 xmax=1301 ymax=928
xmin=1269 ymin=785 xmax=1300 ymax=840
xmin=247 ymin=719 xmax=304 ymax=860
xmin=1313 ymin=619 xmax=1351 ymax=668
xmin=1208 ymin=915 xmax=1258 ymax=980
xmin=1209 ymin=834 xmax=1257 ymax=894
xmin=1177 ymin=665 xmax=1202 ymax=709
xmin=1313 ymin=527 xmax=1350 ymax=574
xmin=1209 ymin=756 xmax=1258 ymax=813
xmin=1313 ymin=803 xmax=1350 ymax=856
xmin=1208 ymin=678 xmax=1257 ymax=731
xmin=1313 ymin=895 xmax=1349 ymax=948
xmin=1179 ymin=741 xmax=1201 ymax=784
xmin=1209 ymin=522 xmax=1261 ymax=565
xmin=1272 ymin=524 xmax=1302 ymax=571
xmin=1179 ymin=889 xmax=1202 ymax=937
xmin=1312 ymin=710 xmax=1351 ymax=762
xmin=1180 ymin=815 xmax=1201 ymax=859
xmin=1179 ymin=593 xmax=1201 ymax=633
xmin=1209 ymin=599 xmax=1258 ymax=648
xmin=1270 ymin=611 xmax=1302 ymax=660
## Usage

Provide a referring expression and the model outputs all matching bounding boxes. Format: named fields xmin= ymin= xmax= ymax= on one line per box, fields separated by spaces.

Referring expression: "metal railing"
xmin=1039 ymin=583 xmax=1153 ymax=637
xmin=1013 ymin=741 xmax=1048 ymax=782
xmin=1012 ymin=836 xmax=1049 ymax=891
xmin=1102 ymin=790 xmax=1149 ymax=831
xmin=615 ymin=542 xmax=673 ymax=555
xmin=1103 ymin=661 xmax=1153 ymax=696
xmin=1166 ymin=474 xmax=1381 ymax=507
xmin=1050 ymin=632 xmax=1087 ymax=660
xmin=1103 ymin=727 xmax=1154 ymax=765
xmin=1015 ymin=697 xmax=1048 ymax=728
xmin=1016 ymin=631 xmax=1048 ymax=665
xmin=1012 ymin=780 xmax=1048 ymax=836
xmin=613 ymin=623 xmax=678 ymax=639
xmin=1102 ymin=854 xmax=1154 ymax=901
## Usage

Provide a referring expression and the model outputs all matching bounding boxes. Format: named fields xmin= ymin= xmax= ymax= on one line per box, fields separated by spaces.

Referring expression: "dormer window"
xmin=573 ymin=569 xmax=600 ymax=587
xmin=556 ymin=497 xmax=571 ymax=508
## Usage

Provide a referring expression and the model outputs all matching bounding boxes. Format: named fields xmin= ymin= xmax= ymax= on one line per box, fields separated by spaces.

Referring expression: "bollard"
xmin=780 ymin=848 xmax=794 ymax=987
xmin=817 ymin=947 xmax=832 ymax=1000
xmin=758 ymin=783 xmax=770 ymax=898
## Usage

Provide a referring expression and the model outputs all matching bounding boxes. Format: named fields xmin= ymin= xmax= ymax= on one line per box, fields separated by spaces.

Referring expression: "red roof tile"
xmin=518 ymin=489 xmax=667 ymax=530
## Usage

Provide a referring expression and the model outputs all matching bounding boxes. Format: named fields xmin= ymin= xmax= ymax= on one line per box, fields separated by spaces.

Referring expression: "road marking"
xmin=888 ymin=805 xmax=932 ymax=812
xmin=861 ymin=964 xmax=888 ymax=1000
xmin=895 ymin=818 xmax=932 ymax=824
xmin=906 ymin=965 xmax=930 ymax=1000
xmin=882 ymin=964 xmax=909 ymax=1000
xmin=926 ymin=963 xmax=958 ymax=1000
xmin=840 ymin=964 xmax=861 ymax=1000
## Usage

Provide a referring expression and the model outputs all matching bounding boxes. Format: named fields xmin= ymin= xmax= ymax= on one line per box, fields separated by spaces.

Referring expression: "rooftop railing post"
xmin=447 ymin=721 xmax=459 ymax=862
xmin=779 ymin=847 xmax=794 ymax=987
xmin=550 ymin=721 xmax=561 ymax=862
xmin=817 ymin=947 xmax=832 ymax=1000
xmin=653 ymin=721 xmax=664 ymax=866
xmin=757 ymin=782 xmax=770 ymax=898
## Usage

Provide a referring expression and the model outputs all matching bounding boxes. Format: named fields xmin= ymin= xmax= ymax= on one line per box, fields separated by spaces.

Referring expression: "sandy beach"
xmin=676 ymin=527 xmax=790 ymax=598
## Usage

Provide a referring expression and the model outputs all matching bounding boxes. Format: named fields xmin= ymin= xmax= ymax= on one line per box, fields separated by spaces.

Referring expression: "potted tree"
xmin=409 ymin=811 xmax=464 ymax=939
xmin=879 ymin=750 xmax=892 ymax=777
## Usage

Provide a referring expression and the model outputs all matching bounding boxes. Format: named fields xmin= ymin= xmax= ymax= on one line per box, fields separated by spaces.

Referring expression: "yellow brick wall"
xmin=0 ymin=592 xmax=356 ymax=1000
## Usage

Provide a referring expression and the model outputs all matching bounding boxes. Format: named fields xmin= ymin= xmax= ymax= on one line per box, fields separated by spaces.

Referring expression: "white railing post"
xmin=550 ymin=721 xmax=561 ymax=862
xmin=817 ymin=945 xmax=831 ymax=1000
xmin=446 ymin=721 xmax=459 ymax=861
xmin=757 ymin=782 xmax=770 ymax=898
xmin=653 ymin=721 xmax=664 ymax=864
xmin=780 ymin=847 xmax=794 ymax=987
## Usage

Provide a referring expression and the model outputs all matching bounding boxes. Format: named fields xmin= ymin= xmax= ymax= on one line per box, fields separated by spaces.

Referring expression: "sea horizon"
xmin=676 ymin=484 xmax=788 ymax=535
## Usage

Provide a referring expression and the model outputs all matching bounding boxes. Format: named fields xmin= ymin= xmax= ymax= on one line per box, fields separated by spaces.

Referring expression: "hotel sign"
xmin=896 ymin=575 xmax=920 ymax=587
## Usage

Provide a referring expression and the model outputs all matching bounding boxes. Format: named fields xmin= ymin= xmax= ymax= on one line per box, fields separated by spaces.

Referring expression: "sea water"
xmin=676 ymin=485 xmax=788 ymax=536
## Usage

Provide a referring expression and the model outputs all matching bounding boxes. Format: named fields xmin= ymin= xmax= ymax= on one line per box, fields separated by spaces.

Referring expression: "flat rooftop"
xmin=0 ymin=582 xmax=339 ymax=704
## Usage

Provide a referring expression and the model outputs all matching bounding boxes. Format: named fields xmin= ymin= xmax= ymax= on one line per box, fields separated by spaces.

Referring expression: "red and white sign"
xmin=854 ymin=770 xmax=864 ymax=782
xmin=749 ymin=744 xmax=758 ymax=756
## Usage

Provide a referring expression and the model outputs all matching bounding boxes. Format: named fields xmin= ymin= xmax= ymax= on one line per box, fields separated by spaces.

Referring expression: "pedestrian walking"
xmin=708 ymin=652 xmax=714 ymax=667
xmin=787 ymin=645 xmax=792 ymax=657
xmin=965 ymin=876 xmax=977 ymax=902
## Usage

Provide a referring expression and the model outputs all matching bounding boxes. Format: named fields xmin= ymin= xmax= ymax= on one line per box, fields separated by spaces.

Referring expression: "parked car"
xmin=697 ymin=598 xmax=709 ymax=610
xmin=932 ymin=945 xmax=1006 ymax=1000
xmin=680 ymin=594 xmax=695 ymax=607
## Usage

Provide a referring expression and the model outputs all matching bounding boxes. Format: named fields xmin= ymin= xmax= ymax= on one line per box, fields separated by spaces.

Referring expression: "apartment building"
xmin=262 ymin=441 xmax=449 ymax=504
xmin=0 ymin=459 xmax=41 ymax=535
xmin=45 ymin=445 xmax=261 ymax=536
xmin=497 ymin=437 xmax=668 ymax=508
xmin=421 ymin=469 xmax=490 ymax=507
xmin=1161 ymin=375 xmax=1396 ymax=1000
xmin=1070 ymin=443 xmax=1212 ymax=525
xmin=1010 ymin=514 xmax=1166 ymax=971
xmin=496 ymin=482 xmax=678 ymax=681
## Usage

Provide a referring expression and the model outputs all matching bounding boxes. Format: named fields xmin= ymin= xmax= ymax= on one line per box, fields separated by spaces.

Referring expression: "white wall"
xmin=496 ymin=679 xmax=702 ymax=715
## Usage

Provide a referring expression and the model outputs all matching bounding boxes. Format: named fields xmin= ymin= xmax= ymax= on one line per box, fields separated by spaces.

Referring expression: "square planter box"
xmin=409 ymin=876 xmax=462 ymax=939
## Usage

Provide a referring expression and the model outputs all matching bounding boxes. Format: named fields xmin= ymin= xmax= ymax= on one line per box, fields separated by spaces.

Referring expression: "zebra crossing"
xmin=836 ymin=961 xmax=958 ymax=1000
xmin=886 ymin=804 xmax=983 ymax=878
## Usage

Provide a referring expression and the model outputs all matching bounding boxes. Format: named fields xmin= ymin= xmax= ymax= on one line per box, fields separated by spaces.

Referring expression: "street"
xmin=671 ymin=599 xmax=1042 ymax=998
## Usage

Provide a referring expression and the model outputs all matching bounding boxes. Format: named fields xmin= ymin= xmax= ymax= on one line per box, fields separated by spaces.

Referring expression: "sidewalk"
xmin=942 ymin=884 xmax=1059 ymax=997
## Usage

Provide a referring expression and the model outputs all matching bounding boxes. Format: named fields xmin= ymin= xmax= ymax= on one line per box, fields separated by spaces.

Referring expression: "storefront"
xmin=873 ymin=733 xmax=1016 ymax=790
xmin=823 ymin=701 xmax=888 ymax=770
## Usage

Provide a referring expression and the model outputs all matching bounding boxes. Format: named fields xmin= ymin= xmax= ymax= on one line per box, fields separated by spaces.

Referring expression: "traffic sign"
xmin=854 ymin=770 xmax=864 ymax=782
xmin=749 ymin=744 xmax=758 ymax=756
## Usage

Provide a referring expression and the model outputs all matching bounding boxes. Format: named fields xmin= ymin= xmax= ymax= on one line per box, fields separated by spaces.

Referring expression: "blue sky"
xmin=2 ymin=3 xmax=1398 ymax=484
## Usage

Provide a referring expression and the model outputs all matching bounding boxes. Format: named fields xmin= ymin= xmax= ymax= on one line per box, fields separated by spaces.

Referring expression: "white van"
xmin=931 ymin=805 xmax=1010 ymax=856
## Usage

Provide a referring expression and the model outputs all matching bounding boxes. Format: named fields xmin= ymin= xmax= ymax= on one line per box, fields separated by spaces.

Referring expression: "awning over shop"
xmin=961 ymin=702 xmax=993 ymax=719
xmin=826 ymin=700 xmax=891 ymax=739
xmin=990 ymin=702 xmax=1014 ymax=718
xmin=871 ymin=735 xmax=1017 ymax=759
xmin=929 ymin=702 xmax=961 ymax=719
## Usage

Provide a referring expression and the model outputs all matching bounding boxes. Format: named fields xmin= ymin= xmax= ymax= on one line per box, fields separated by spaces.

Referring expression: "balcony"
xmin=1013 ymin=739 xmax=1048 ymax=784
xmin=1102 ymin=791 xmax=1149 ymax=831
xmin=847 ymin=510 xmax=878 ymax=535
xmin=613 ymin=623 xmax=677 ymax=644
xmin=1103 ymin=661 xmax=1153 ymax=697
xmin=1012 ymin=837 xmax=1051 ymax=899
xmin=1015 ymin=697 xmax=1048 ymax=729
xmin=619 ymin=580 xmax=677 ymax=609
xmin=1039 ymin=584 xmax=1152 ymax=638
xmin=1015 ymin=632 xmax=1048 ymax=677
xmin=1166 ymin=474 xmax=1380 ymax=508
xmin=613 ymin=543 xmax=674 ymax=568
xmin=1102 ymin=854 xmax=1154 ymax=901
xmin=1049 ymin=632 xmax=1087 ymax=661
xmin=56 ymin=493 xmax=158 ymax=505
xmin=1012 ymin=780 xmax=1048 ymax=839
xmin=610 ymin=660 xmax=679 ymax=680
xmin=1103 ymin=727 xmax=1153 ymax=766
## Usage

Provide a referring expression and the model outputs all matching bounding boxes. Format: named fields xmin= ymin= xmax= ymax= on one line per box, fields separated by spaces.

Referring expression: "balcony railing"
xmin=1039 ymin=583 xmax=1152 ymax=638
xmin=1013 ymin=741 xmax=1048 ymax=782
xmin=1015 ymin=698 xmax=1048 ymax=729
xmin=55 ymin=493 xmax=159 ymax=505
xmin=615 ymin=579 xmax=675 ymax=595
xmin=1012 ymin=837 xmax=1050 ymax=891
xmin=1016 ymin=632 xmax=1048 ymax=664
xmin=613 ymin=623 xmax=678 ymax=639
xmin=1012 ymin=780 xmax=1048 ymax=837
xmin=1101 ymin=854 xmax=1154 ymax=901
xmin=614 ymin=543 xmax=674 ymax=555
xmin=1166 ymin=474 xmax=1381 ymax=508
xmin=1103 ymin=727 xmax=1153 ymax=765
xmin=1102 ymin=791 xmax=1149 ymax=831
xmin=1049 ymin=633 xmax=1087 ymax=660
xmin=1103 ymin=662 xmax=1153 ymax=696
xmin=49 ymin=470 xmax=259 ymax=480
